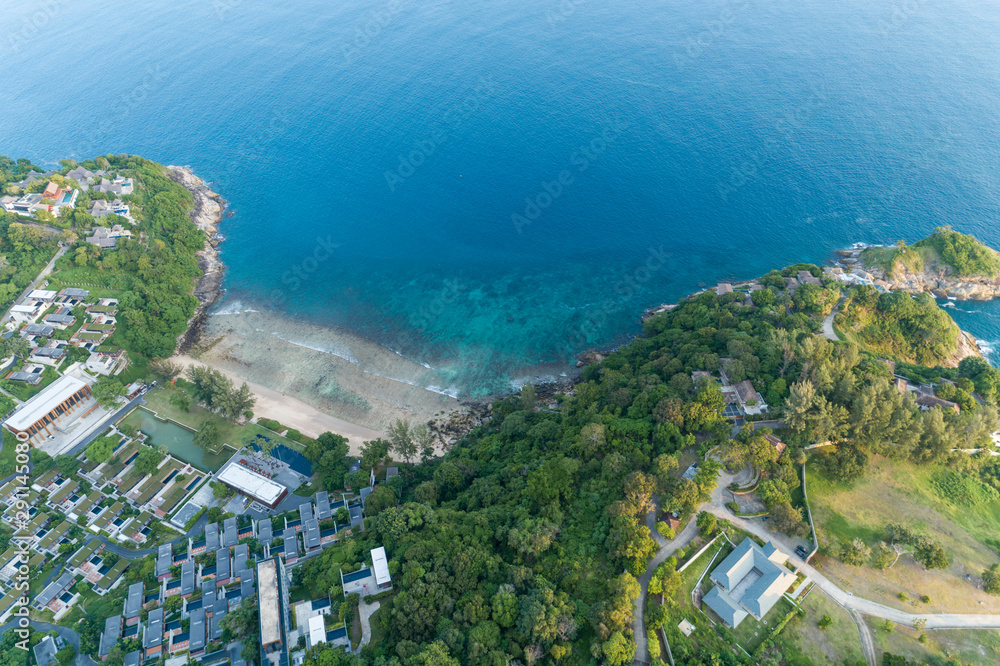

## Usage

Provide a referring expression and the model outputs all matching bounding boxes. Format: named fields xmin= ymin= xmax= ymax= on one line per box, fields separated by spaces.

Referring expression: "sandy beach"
xmin=168 ymin=305 xmax=467 ymax=453
xmin=171 ymin=354 xmax=382 ymax=454
xmin=166 ymin=166 xmax=468 ymax=455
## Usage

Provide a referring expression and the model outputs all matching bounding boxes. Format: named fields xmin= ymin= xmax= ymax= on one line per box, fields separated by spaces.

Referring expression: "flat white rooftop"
xmin=257 ymin=559 xmax=281 ymax=646
xmin=217 ymin=464 xmax=286 ymax=505
xmin=6 ymin=374 xmax=88 ymax=431
xmin=371 ymin=546 xmax=391 ymax=586
xmin=28 ymin=290 xmax=57 ymax=300
xmin=307 ymin=615 xmax=326 ymax=647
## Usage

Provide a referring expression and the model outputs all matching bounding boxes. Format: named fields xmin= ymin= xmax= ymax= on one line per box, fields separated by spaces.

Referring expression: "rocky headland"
xmin=836 ymin=246 xmax=1000 ymax=300
xmin=167 ymin=165 xmax=227 ymax=353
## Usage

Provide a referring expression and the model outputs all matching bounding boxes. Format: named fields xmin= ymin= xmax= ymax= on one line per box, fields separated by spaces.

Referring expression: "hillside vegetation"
xmin=837 ymin=286 xmax=960 ymax=366
xmin=862 ymin=226 xmax=1000 ymax=279
xmin=298 ymin=268 xmax=1000 ymax=666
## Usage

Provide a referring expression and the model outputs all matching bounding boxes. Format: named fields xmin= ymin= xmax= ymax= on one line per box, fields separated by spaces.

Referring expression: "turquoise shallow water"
xmin=1 ymin=0 xmax=999 ymax=396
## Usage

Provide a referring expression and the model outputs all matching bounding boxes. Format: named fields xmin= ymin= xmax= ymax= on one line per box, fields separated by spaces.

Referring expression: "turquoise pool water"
xmin=121 ymin=407 xmax=234 ymax=472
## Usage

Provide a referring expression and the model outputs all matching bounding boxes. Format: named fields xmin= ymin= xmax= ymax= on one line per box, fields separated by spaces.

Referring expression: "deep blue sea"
xmin=2 ymin=0 xmax=999 ymax=395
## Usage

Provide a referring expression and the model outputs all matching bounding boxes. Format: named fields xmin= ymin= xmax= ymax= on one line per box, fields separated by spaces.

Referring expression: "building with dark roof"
xmin=180 ymin=560 xmax=196 ymax=596
xmin=703 ymin=538 xmax=795 ymax=628
xmin=315 ymin=492 xmax=331 ymax=520
xmin=189 ymin=607 xmax=207 ymax=655
xmin=124 ymin=582 xmax=144 ymax=625
xmin=156 ymin=544 xmax=172 ymax=580
xmin=33 ymin=635 xmax=61 ymax=666
xmin=216 ymin=548 xmax=231 ymax=583
xmin=257 ymin=518 xmax=273 ymax=544
xmin=144 ymin=607 xmax=163 ymax=657
xmin=304 ymin=519 xmax=321 ymax=552
xmin=282 ymin=528 xmax=298 ymax=563
xmin=233 ymin=543 xmax=248 ymax=574
xmin=205 ymin=522 xmax=220 ymax=551
xmin=34 ymin=571 xmax=76 ymax=610
xmin=99 ymin=615 xmax=122 ymax=660
xmin=223 ymin=517 xmax=238 ymax=548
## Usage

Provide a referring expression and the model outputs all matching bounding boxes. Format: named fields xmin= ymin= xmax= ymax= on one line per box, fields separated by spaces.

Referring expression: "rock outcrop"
xmin=167 ymin=165 xmax=227 ymax=353
xmin=842 ymin=246 xmax=1000 ymax=300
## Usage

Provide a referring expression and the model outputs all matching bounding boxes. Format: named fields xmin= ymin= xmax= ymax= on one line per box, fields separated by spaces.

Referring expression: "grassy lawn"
xmin=777 ymin=587 xmax=865 ymax=665
xmin=806 ymin=455 xmax=1000 ymax=613
xmin=724 ymin=597 xmax=793 ymax=655
xmin=866 ymin=617 xmax=1000 ymax=665
xmin=660 ymin=528 xmax=801 ymax=661
xmin=1 ymin=363 xmax=60 ymax=401
xmin=142 ymin=385 xmax=304 ymax=453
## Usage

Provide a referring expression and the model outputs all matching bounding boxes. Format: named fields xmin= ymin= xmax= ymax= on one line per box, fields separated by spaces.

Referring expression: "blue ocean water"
xmin=2 ymin=0 xmax=999 ymax=396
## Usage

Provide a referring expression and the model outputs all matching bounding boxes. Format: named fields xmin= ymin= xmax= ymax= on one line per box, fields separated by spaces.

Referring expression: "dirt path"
xmin=850 ymin=608 xmax=877 ymax=666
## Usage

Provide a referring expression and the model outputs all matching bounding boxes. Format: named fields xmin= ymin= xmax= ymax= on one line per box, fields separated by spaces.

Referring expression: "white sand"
xmin=171 ymin=355 xmax=382 ymax=455
xmin=169 ymin=306 xmax=464 ymax=455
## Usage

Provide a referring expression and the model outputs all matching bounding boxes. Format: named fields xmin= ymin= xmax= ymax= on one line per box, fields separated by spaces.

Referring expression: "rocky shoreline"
xmin=167 ymin=165 xmax=227 ymax=354
xmin=836 ymin=245 xmax=1000 ymax=300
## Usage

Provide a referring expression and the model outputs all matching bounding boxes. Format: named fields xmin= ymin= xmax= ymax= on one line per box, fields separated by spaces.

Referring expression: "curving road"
xmin=632 ymin=458 xmax=1000 ymax=665
xmin=0 ymin=619 xmax=96 ymax=666
xmin=631 ymin=503 xmax=699 ymax=664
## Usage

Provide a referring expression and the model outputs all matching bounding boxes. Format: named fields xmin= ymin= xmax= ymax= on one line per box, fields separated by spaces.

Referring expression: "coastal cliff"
xmin=838 ymin=246 xmax=1000 ymax=300
xmin=167 ymin=165 xmax=226 ymax=353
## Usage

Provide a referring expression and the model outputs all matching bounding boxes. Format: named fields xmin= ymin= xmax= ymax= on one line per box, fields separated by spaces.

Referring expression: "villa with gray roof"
xmin=703 ymin=538 xmax=795 ymax=628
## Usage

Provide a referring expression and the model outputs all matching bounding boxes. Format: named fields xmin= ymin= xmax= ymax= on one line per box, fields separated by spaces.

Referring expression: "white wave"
xmin=214 ymin=300 xmax=245 ymax=315
xmin=271 ymin=333 xmax=360 ymax=365
xmin=266 ymin=331 xmax=459 ymax=398
xmin=941 ymin=302 xmax=956 ymax=308
xmin=947 ymin=296 xmax=958 ymax=301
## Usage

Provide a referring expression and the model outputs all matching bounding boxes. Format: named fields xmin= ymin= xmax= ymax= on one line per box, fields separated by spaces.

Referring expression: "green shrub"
xmin=931 ymin=471 xmax=999 ymax=508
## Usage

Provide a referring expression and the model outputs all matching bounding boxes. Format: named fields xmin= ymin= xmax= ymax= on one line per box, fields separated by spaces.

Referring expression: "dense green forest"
xmin=862 ymin=227 xmax=1000 ymax=279
xmin=295 ymin=263 xmax=998 ymax=666
xmin=1 ymin=153 xmax=206 ymax=362
xmin=0 ymin=155 xmax=64 ymax=308
xmin=837 ymin=286 xmax=960 ymax=366
xmin=53 ymin=155 xmax=204 ymax=359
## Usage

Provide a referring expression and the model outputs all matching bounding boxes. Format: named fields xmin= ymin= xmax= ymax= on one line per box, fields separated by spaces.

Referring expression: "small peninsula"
xmin=5 ymin=152 xmax=1000 ymax=666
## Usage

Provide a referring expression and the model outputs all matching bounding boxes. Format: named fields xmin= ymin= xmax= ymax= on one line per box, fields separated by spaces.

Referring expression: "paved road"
xmin=702 ymin=506 xmax=1000 ymax=630
xmin=631 ymin=456 xmax=1000 ymax=664
xmin=83 ymin=510 xmax=209 ymax=560
xmin=631 ymin=503 xmax=699 ymax=664
xmin=64 ymin=395 xmax=148 ymax=458
xmin=0 ymin=243 xmax=69 ymax=324
xmin=820 ymin=297 xmax=846 ymax=342
xmin=0 ymin=619 xmax=96 ymax=666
